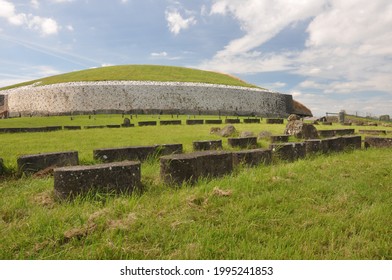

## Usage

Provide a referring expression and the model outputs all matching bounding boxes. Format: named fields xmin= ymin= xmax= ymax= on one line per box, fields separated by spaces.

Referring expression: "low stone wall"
xmin=243 ymin=118 xmax=261 ymax=123
xmin=54 ymin=161 xmax=141 ymax=200
xmin=94 ymin=144 xmax=183 ymax=162
xmin=205 ymin=119 xmax=222 ymax=124
xmin=364 ymin=137 xmax=392 ymax=148
xmin=160 ymin=151 xmax=233 ymax=185
xmin=0 ymin=158 xmax=4 ymax=175
xmin=359 ymin=130 xmax=387 ymax=135
xmin=232 ymin=149 xmax=272 ymax=166
xmin=186 ymin=119 xmax=204 ymax=125
xmin=2 ymin=81 xmax=293 ymax=117
xmin=160 ymin=120 xmax=182 ymax=125
xmin=138 ymin=121 xmax=157 ymax=126
xmin=193 ymin=140 xmax=222 ymax=151
xmin=270 ymin=143 xmax=306 ymax=162
xmin=225 ymin=119 xmax=240 ymax=124
xmin=17 ymin=151 xmax=79 ymax=175
xmin=0 ymin=126 xmax=62 ymax=133
xmin=270 ymin=135 xmax=289 ymax=143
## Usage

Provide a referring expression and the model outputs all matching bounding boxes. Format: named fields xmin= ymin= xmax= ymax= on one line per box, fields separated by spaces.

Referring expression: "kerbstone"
xmin=270 ymin=142 xmax=306 ymax=162
xmin=17 ymin=151 xmax=79 ymax=175
xmin=160 ymin=151 xmax=233 ymax=185
xmin=54 ymin=161 xmax=141 ymax=200
xmin=228 ymin=137 xmax=258 ymax=148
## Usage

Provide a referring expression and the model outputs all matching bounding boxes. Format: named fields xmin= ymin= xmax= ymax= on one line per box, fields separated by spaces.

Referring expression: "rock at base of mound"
xmin=284 ymin=120 xmax=318 ymax=139
xmin=211 ymin=125 xmax=237 ymax=137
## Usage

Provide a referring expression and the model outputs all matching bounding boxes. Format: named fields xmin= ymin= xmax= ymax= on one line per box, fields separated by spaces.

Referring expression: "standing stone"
xmin=122 ymin=117 xmax=131 ymax=127
xmin=284 ymin=120 xmax=318 ymax=139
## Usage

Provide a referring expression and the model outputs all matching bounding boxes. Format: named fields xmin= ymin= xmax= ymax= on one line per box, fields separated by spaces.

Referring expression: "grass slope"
xmin=0 ymin=116 xmax=392 ymax=259
xmin=0 ymin=65 xmax=258 ymax=90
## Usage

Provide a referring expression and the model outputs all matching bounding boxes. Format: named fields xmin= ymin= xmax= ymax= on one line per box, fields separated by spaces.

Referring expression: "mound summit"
xmin=0 ymin=65 xmax=312 ymax=117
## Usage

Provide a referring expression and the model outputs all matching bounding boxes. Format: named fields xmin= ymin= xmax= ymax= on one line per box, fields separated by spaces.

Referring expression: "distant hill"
xmin=0 ymin=65 xmax=258 ymax=90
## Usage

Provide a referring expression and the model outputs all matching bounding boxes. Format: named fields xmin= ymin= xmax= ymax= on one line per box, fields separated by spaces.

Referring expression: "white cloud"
xmin=50 ymin=0 xmax=73 ymax=3
xmin=150 ymin=51 xmax=168 ymax=57
xmin=31 ymin=0 xmax=40 ymax=9
xmin=200 ymin=0 xmax=392 ymax=97
xmin=165 ymin=8 xmax=197 ymax=35
xmin=0 ymin=0 xmax=60 ymax=35
xmin=66 ymin=25 xmax=74 ymax=31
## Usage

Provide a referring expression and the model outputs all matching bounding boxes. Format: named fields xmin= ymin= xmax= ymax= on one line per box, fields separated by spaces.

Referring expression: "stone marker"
xmin=284 ymin=120 xmax=318 ymax=139
xmin=232 ymin=149 xmax=272 ymax=167
xmin=205 ymin=119 xmax=223 ymax=124
xmin=342 ymin=135 xmax=362 ymax=150
xmin=219 ymin=125 xmax=237 ymax=137
xmin=138 ymin=121 xmax=157 ymax=126
xmin=160 ymin=151 xmax=233 ymax=185
xmin=225 ymin=119 xmax=240 ymax=124
xmin=54 ymin=161 xmax=141 ymax=200
xmin=94 ymin=144 xmax=183 ymax=162
xmin=186 ymin=119 xmax=204 ymax=125
xmin=270 ymin=142 xmax=306 ymax=162
xmin=160 ymin=120 xmax=182 ymax=125
xmin=193 ymin=140 xmax=222 ymax=151
xmin=364 ymin=137 xmax=392 ymax=148
xmin=243 ymin=118 xmax=261 ymax=123
xmin=266 ymin=118 xmax=284 ymax=124
xmin=228 ymin=137 xmax=258 ymax=149
xmin=17 ymin=151 xmax=79 ymax=175
xmin=122 ymin=117 xmax=132 ymax=127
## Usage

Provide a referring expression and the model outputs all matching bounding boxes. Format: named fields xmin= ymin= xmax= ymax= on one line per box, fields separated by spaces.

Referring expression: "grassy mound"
xmin=0 ymin=65 xmax=258 ymax=90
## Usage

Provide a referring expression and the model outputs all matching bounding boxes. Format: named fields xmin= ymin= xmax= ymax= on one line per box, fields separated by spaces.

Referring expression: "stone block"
xmin=84 ymin=125 xmax=105 ymax=129
xmin=160 ymin=151 xmax=233 ymax=185
xmin=270 ymin=135 xmax=289 ymax=143
xmin=17 ymin=151 xmax=79 ymax=175
xmin=106 ymin=124 xmax=121 ymax=128
xmin=266 ymin=118 xmax=284 ymax=124
xmin=94 ymin=144 xmax=183 ymax=162
xmin=54 ymin=161 xmax=141 ymax=200
xmin=186 ymin=119 xmax=204 ymax=125
xmin=342 ymin=135 xmax=362 ymax=150
xmin=225 ymin=119 xmax=240 ymax=124
xmin=318 ymin=130 xmax=336 ymax=138
xmin=334 ymin=129 xmax=355 ymax=136
xmin=359 ymin=130 xmax=387 ymax=135
xmin=205 ymin=119 xmax=223 ymax=124
xmin=321 ymin=137 xmax=345 ymax=153
xmin=232 ymin=149 xmax=272 ymax=166
xmin=322 ymin=122 xmax=333 ymax=125
xmin=138 ymin=121 xmax=157 ymax=126
xmin=193 ymin=140 xmax=222 ymax=151
xmin=228 ymin=137 xmax=258 ymax=148
xmin=64 ymin=126 xmax=82 ymax=130
xmin=160 ymin=120 xmax=182 ymax=125
xmin=243 ymin=118 xmax=261 ymax=123
xmin=305 ymin=139 xmax=323 ymax=155
xmin=270 ymin=142 xmax=306 ymax=162
xmin=364 ymin=137 xmax=392 ymax=148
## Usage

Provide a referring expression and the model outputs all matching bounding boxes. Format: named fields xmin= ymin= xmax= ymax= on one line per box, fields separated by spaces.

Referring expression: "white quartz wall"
xmin=2 ymin=81 xmax=293 ymax=117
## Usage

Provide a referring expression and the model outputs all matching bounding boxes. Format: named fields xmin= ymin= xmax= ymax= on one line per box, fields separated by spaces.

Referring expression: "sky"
xmin=0 ymin=0 xmax=391 ymax=117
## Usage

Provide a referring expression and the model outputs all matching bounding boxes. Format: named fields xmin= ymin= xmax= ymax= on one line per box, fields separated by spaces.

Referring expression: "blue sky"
xmin=1 ymin=0 xmax=391 ymax=117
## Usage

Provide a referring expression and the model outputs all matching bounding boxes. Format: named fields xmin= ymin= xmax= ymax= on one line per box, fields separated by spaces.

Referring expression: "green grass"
xmin=0 ymin=65 xmax=258 ymax=91
xmin=0 ymin=116 xmax=391 ymax=259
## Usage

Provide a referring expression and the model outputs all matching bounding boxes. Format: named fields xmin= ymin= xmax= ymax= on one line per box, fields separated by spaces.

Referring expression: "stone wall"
xmin=2 ymin=81 xmax=293 ymax=117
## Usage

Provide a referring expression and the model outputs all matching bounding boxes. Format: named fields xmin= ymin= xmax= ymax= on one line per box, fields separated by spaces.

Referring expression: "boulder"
xmin=122 ymin=117 xmax=131 ymax=127
xmin=287 ymin=114 xmax=299 ymax=121
xmin=284 ymin=120 xmax=318 ymax=139
xmin=257 ymin=131 xmax=272 ymax=140
xmin=240 ymin=131 xmax=254 ymax=138
xmin=219 ymin=125 xmax=237 ymax=137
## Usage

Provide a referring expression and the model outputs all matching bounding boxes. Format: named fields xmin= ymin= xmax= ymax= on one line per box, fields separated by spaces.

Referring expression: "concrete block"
xmin=160 ymin=120 xmax=182 ymax=125
xmin=186 ymin=119 xmax=204 ymax=125
xmin=266 ymin=118 xmax=284 ymax=124
xmin=342 ymin=135 xmax=362 ymax=150
xmin=364 ymin=137 xmax=392 ymax=148
xmin=225 ymin=119 xmax=240 ymax=124
xmin=64 ymin=126 xmax=82 ymax=130
xmin=359 ymin=130 xmax=387 ymax=135
xmin=270 ymin=135 xmax=290 ymax=143
xmin=17 ymin=151 xmax=79 ymax=175
xmin=270 ymin=142 xmax=306 ymax=162
xmin=138 ymin=121 xmax=157 ymax=126
xmin=243 ymin=118 xmax=261 ymax=123
xmin=305 ymin=139 xmax=323 ymax=155
xmin=205 ymin=119 xmax=223 ymax=124
xmin=54 ymin=161 xmax=141 ymax=200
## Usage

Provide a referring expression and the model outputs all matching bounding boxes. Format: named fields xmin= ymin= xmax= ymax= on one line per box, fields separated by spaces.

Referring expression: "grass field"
xmin=0 ymin=115 xmax=391 ymax=259
xmin=0 ymin=65 xmax=257 ymax=91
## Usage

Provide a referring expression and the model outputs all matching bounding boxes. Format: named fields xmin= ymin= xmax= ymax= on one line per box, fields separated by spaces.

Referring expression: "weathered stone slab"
xmin=243 ymin=118 xmax=261 ymax=123
xmin=321 ymin=137 xmax=345 ymax=153
xmin=305 ymin=139 xmax=323 ymax=155
xmin=334 ymin=129 xmax=355 ymax=136
xmin=84 ymin=125 xmax=105 ymax=129
xmin=266 ymin=118 xmax=284 ymax=124
xmin=94 ymin=144 xmax=183 ymax=162
xmin=228 ymin=137 xmax=258 ymax=148
xmin=64 ymin=126 xmax=82 ymax=130
xmin=318 ymin=130 xmax=336 ymax=138
xmin=17 ymin=151 xmax=79 ymax=175
xmin=106 ymin=124 xmax=121 ymax=128
xmin=54 ymin=161 xmax=141 ymax=200
xmin=232 ymin=149 xmax=272 ymax=167
xmin=359 ymin=130 xmax=387 ymax=135
xmin=186 ymin=119 xmax=204 ymax=125
xmin=342 ymin=135 xmax=362 ymax=150
xmin=160 ymin=151 xmax=233 ymax=185
xmin=270 ymin=135 xmax=289 ymax=143
xmin=160 ymin=120 xmax=182 ymax=125
xmin=138 ymin=121 xmax=157 ymax=126
xmin=270 ymin=142 xmax=306 ymax=162
xmin=364 ymin=137 xmax=392 ymax=148
xmin=205 ymin=119 xmax=223 ymax=124
xmin=0 ymin=126 xmax=62 ymax=133
xmin=193 ymin=140 xmax=222 ymax=151
xmin=225 ymin=119 xmax=240 ymax=124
